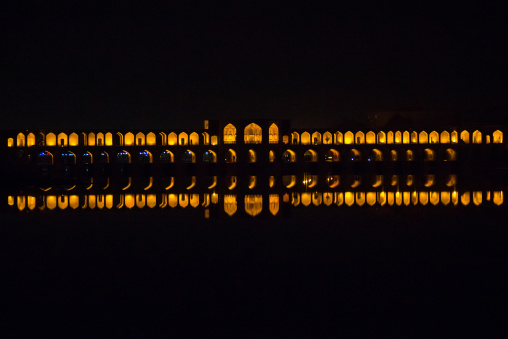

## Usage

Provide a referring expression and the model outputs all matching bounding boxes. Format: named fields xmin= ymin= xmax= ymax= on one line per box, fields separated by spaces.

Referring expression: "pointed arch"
xmin=493 ymin=130 xmax=503 ymax=143
xmin=311 ymin=131 xmax=321 ymax=145
xmin=96 ymin=132 xmax=104 ymax=146
xmin=160 ymin=150 xmax=174 ymax=163
xmin=424 ymin=148 xmax=435 ymax=161
xmin=82 ymin=151 xmax=93 ymax=164
xmin=146 ymin=132 xmax=156 ymax=145
xmin=124 ymin=132 xmax=134 ymax=146
xmin=282 ymin=149 xmax=296 ymax=162
xmin=178 ymin=132 xmax=188 ymax=145
xmin=291 ymin=131 xmax=300 ymax=145
xmin=451 ymin=131 xmax=458 ymax=143
xmin=440 ymin=131 xmax=450 ymax=143
xmin=429 ymin=131 xmax=439 ymax=143
xmin=472 ymin=130 xmax=482 ymax=143
xmin=460 ymin=130 xmax=469 ymax=143
xmin=323 ymin=131 xmax=332 ymax=144
xmin=325 ymin=149 xmax=339 ymax=162
xmin=344 ymin=131 xmax=354 ymax=144
xmin=138 ymin=150 xmax=152 ymax=163
xmin=16 ymin=133 xmax=25 ymax=147
xmin=301 ymin=132 xmax=311 ymax=145
xmin=370 ymin=149 xmax=383 ymax=161
xmin=334 ymin=131 xmax=343 ymax=144
xmin=27 ymin=133 xmax=36 ymax=147
xmin=419 ymin=131 xmax=428 ymax=144
xmin=446 ymin=148 xmax=457 ymax=161
xmin=244 ymin=123 xmax=262 ymax=144
xmin=168 ymin=132 xmax=177 ymax=145
xmin=269 ymin=123 xmax=279 ymax=143
xmin=403 ymin=131 xmax=410 ymax=144
xmin=46 ymin=133 xmax=56 ymax=146
xmin=304 ymin=149 xmax=318 ymax=162
xmin=366 ymin=131 xmax=376 ymax=144
xmin=395 ymin=131 xmax=401 ymax=143
xmin=377 ymin=131 xmax=386 ymax=144
xmin=105 ymin=132 xmax=113 ymax=146
xmin=189 ymin=132 xmax=199 ymax=145
xmin=350 ymin=149 xmax=361 ymax=161
xmin=203 ymin=150 xmax=217 ymax=163
xmin=68 ymin=133 xmax=79 ymax=146
xmin=224 ymin=123 xmax=236 ymax=143
xmin=225 ymin=149 xmax=237 ymax=163
xmin=411 ymin=131 xmax=418 ymax=143
xmin=182 ymin=150 xmax=196 ymax=163
xmin=355 ymin=131 xmax=365 ymax=144
xmin=88 ymin=132 xmax=96 ymax=146
xmin=224 ymin=195 xmax=237 ymax=216
xmin=387 ymin=131 xmax=394 ymax=144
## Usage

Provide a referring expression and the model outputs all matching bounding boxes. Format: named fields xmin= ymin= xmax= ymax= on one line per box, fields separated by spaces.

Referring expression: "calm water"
xmin=2 ymin=176 xmax=508 ymax=336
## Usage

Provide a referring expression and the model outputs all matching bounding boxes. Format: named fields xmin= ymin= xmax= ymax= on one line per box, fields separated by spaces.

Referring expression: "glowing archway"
xmin=178 ymin=132 xmax=188 ymax=145
xmin=301 ymin=132 xmax=311 ymax=145
xmin=311 ymin=131 xmax=321 ymax=145
xmin=244 ymin=123 xmax=262 ymax=144
xmin=160 ymin=150 xmax=174 ymax=163
xmin=46 ymin=133 xmax=56 ymax=146
xmin=124 ymin=132 xmax=134 ymax=146
xmin=168 ymin=132 xmax=177 ymax=145
xmin=303 ymin=149 xmax=318 ymax=162
xmin=460 ymin=130 xmax=470 ymax=144
xmin=291 ymin=132 xmax=300 ymax=144
xmin=68 ymin=133 xmax=78 ymax=146
xmin=27 ymin=133 xmax=36 ymax=147
xmin=429 ymin=131 xmax=439 ymax=143
xmin=472 ymin=130 xmax=482 ymax=143
xmin=419 ymin=131 xmax=428 ymax=144
xmin=225 ymin=149 xmax=237 ymax=163
xmin=440 ymin=131 xmax=450 ymax=143
xmin=334 ymin=132 xmax=343 ymax=144
xmin=57 ymin=133 xmax=68 ymax=147
xmin=493 ymin=130 xmax=503 ymax=143
xmin=16 ymin=133 xmax=25 ymax=147
xmin=370 ymin=149 xmax=383 ymax=161
xmin=377 ymin=131 xmax=386 ymax=144
xmin=224 ymin=124 xmax=236 ymax=143
xmin=189 ymin=132 xmax=199 ymax=145
xmin=323 ymin=131 xmax=333 ymax=144
xmin=269 ymin=123 xmax=279 ymax=143
xmin=282 ymin=149 xmax=296 ymax=162
xmin=245 ymin=195 xmax=262 ymax=217
xmin=146 ymin=132 xmax=156 ymax=145
xmin=325 ymin=149 xmax=339 ymax=162
xmin=445 ymin=148 xmax=457 ymax=161
xmin=366 ymin=131 xmax=376 ymax=144
xmin=344 ymin=131 xmax=354 ymax=144
xmin=355 ymin=131 xmax=365 ymax=144
xmin=350 ymin=149 xmax=361 ymax=161
xmin=424 ymin=148 xmax=435 ymax=161
xmin=182 ymin=150 xmax=196 ymax=163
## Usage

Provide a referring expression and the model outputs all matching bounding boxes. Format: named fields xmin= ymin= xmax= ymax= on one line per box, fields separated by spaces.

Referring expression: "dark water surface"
xmin=2 ymin=199 xmax=508 ymax=336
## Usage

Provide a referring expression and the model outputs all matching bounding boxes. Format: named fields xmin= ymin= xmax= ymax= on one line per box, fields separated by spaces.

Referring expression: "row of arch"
xmin=290 ymin=130 xmax=503 ymax=145
xmin=223 ymin=123 xmax=279 ymax=144
xmin=10 ymin=131 xmax=218 ymax=147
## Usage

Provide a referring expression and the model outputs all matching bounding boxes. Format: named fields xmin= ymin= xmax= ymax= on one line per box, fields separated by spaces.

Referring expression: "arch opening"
xmin=244 ymin=123 xmax=262 ymax=144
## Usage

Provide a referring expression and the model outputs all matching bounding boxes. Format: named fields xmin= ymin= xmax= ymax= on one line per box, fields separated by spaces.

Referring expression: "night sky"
xmin=3 ymin=1 xmax=508 ymax=130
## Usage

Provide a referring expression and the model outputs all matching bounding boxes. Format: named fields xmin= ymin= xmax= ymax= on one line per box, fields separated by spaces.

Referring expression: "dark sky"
xmin=2 ymin=1 xmax=508 ymax=129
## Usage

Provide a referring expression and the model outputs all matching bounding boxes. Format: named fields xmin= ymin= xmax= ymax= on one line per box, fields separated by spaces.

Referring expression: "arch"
xmin=282 ymin=149 xmax=296 ymax=162
xmin=301 ymin=132 xmax=311 ymax=145
xmin=225 ymin=149 xmax=237 ymax=163
xmin=355 ymin=131 xmax=365 ymax=144
xmin=377 ymin=131 xmax=386 ymax=144
xmin=82 ymin=151 xmax=93 ymax=164
xmin=203 ymin=150 xmax=217 ymax=163
xmin=178 ymin=132 xmax=188 ymax=145
xmin=424 ymin=174 xmax=435 ymax=187
xmin=16 ymin=133 xmax=25 ymax=147
xmin=96 ymin=132 xmax=104 ymax=146
xmin=311 ymin=131 xmax=322 ymax=145
xmin=189 ymin=132 xmax=199 ymax=145
xmin=124 ymin=132 xmax=134 ymax=146
xmin=344 ymin=131 xmax=354 ymax=144
xmin=460 ymin=130 xmax=470 ymax=144
xmin=472 ymin=130 xmax=482 ymax=143
xmin=327 ymin=175 xmax=340 ymax=188
xmin=26 ymin=133 xmax=35 ymax=147
xmin=372 ymin=175 xmax=383 ymax=187
xmin=245 ymin=195 xmax=262 ymax=217
xmin=168 ymin=132 xmax=177 ymax=145
xmin=410 ymin=131 xmax=417 ymax=143
xmin=493 ymin=130 xmax=503 ymax=143
xmin=440 ymin=131 xmax=450 ymax=143
xmin=244 ymin=123 xmax=262 ymax=144
xmin=146 ymin=132 xmax=156 ymax=146
xmin=182 ymin=150 xmax=196 ymax=163
xmin=269 ymin=195 xmax=279 ymax=215
xmin=135 ymin=132 xmax=145 ymax=145
xmin=323 ymin=131 xmax=333 ymax=144
xmin=138 ymin=150 xmax=152 ymax=163
xmin=395 ymin=131 xmax=401 ymax=143
xmin=451 ymin=131 xmax=458 ymax=143
xmin=98 ymin=152 xmax=109 ymax=164
xmin=56 ymin=133 xmax=68 ymax=146
xmin=406 ymin=149 xmax=414 ymax=161
xmin=445 ymin=148 xmax=457 ymax=161
xmin=269 ymin=123 xmax=279 ymax=143
xmin=88 ymin=132 xmax=96 ymax=146
xmin=104 ymin=132 xmax=112 ymax=146
xmin=69 ymin=133 xmax=79 ymax=146
xmin=350 ymin=149 xmax=361 ymax=161
xmin=419 ymin=131 xmax=428 ymax=144
xmin=7 ymin=138 xmax=13 ymax=147
xmin=473 ymin=191 xmax=482 ymax=205
xmin=224 ymin=195 xmax=237 ymax=216
xmin=160 ymin=150 xmax=174 ymax=163
xmin=37 ymin=151 xmax=53 ymax=165
xmin=334 ymin=131 xmax=343 ymax=144
xmin=390 ymin=150 xmax=397 ymax=161
xmin=211 ymin=136 xmax=218 ymax=145
xmin=424 ymin=148 xmax=435 ymax=161
xmin=202 ymin=132 xmax=210 ymax=145
xmin=268 ymin=150 xmax=275 ymax=162
xmin=117 ymin=151 xmax=131 ymax=163
xmin=386 ymin=131 xmax=394 ymax=144
xmin=429 ymin=131 xmax=439 ymax=143
xmin=366 ymin=131 xmax=376 ymax=144
xmin=369 ymin=149 xmax=383 ymax=161
xmin=247 ymin=149 xmax=257 ymax=163
xmin=224 ymin=123 xmax=236 ymax=143
xmin=403 ymin=131 xmax=410 ymax=144
xmin=303 ymin=149 xmax=318 ymax=162
xmin=283 ymin=175 xmax=296 ymax=188
xmin=325 ymin=149 xmax=340 ymax=162
xmin=46 ymin=133 xmax=56 ymax=146
xmin=291 ymin=131 xmax=300 ymax=145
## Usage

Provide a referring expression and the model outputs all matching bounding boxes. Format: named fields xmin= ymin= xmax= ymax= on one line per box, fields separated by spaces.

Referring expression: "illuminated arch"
xmin=269 ymin=123 xmax=279 ymax=143
xmin=68 ymin=133 xmax=78 ymax=146
xmin=160 ymin=150 xmax=174 ymax=163
xmin=291 ymin=131 xmax=300 ymax=144
xmin=124 ymin=132 xmax=134 ymax=146
xmin=247 ymin=149 xmax=257 ymax=163
xmin=419 ymin=131 xmax=428 ymax=144
xmin=403 ymin=131 xmax=410 ymax=144
xmin=460 ymin=130 xmax=470 ymax=144
xmin=203 ymin=150 xmax=217 ymax=163
xmin=268 ymin=150 xmax=275 ymax=162
xmin=325 ymin=149 xmax=339 ymax=162
xmin=323 ymin=131 xmax=333 ymax=144
xmin=105 ymin=132 xmax=113 ymax=146
xmin=344 ymin=131 xmax=354 ymax=144
xmin=395 ymin=131 xmax=401 ymax=144
xmin=178 ymin=132 xmax=188 ymax=145
xmin=355 ymin=131 xmax=365 ymax=144
xmin=445 ymin=148 xmax=457 ymax=161
xmin=369 ymin=149 xmax=383 ymax=161
xmin=202 ymin=132 xmax=209 ymax=145
xmin=493 ymin=130 xmax=503 ymax=143
xmin=269 ymin=195 xmax=279 ymax=215
xmin=334 ymin=131 xmax=343 ymax=144
xmin=411 ymin=131 xmax=417 ymax=143
xmin=182 ymin=150 xmax=196 ymax=163
xmin=429 ymin=131 xmax=439 ymax=143
xmin=225 ymin=149 xmax=237 ymax=163
xmin=224 ymin=123 xmax=236 ymax=143
xmin=424 ymin=148 xmax=435 ymax=161
xmin=366 ymin=131 xmax=376 ymax=144
xmin=168 ymin=132 xmax=177 ymax=145
xmin=472 ymin=130 xmax=482 ymax=144
xmin=440 ymin=131 xmax=450 ymax=143
xmin=451 ymin=130 xmax=458 ymax=143
xmin=138 ymin=150 xmax=152 ymax=163
xmin=350 ymin=149 xmax=361 ymax=161
xmin=311 ymin=131 xmax=321 ymax=145
xmin=224 ymin=195 xmax=237 ymax=216
xmin=46 ymin=133 xmax=56 ymax=146
xmin=116 ymin=151 xmax=131 ymax=163
xmin=7 ymin=138 xmax=13 ymax=147
xmin=390 ymin=150 xmax=397 ymax=161
xmin=27 ymin=133 xmax=36 ymax=147
xmin=406 ymin=150 xmax=414 ymax=161
xmin=189 ymin=132 xmax=199 ymax=145
xmin=424 ymin=174 xmax=435 ymax=187
xmin=244 ymin=123 xmax=262 ymax=144
xmin=301 ymin=132 xmax=311 ymax=145
xmin=245 ymin=195 xmax=262 ymax=217
xmin=377 ymin=131 xmax=386 ymax=144
xmin=282 ymin=149 xmax=296 ymax=162
xmin=96 ymin=132 xmax=105 ymax=146
xmin=387 ymin=131 xmax=394 ymax=144
xmin=303 ymin=149 xmax=318 ymax=162
xmin=82 ymin=151 xmax=93 ymax=164
xmin=283 ymin=175 xmax=296 ymax=188
xmin=327 ymin=175 xmax=340 ymax=188
xmin=88 ymin=132 xmax=96 ymax=146
xmin=146 ymin=132 xmax=156 ymax=146
xmin=16 ymin=133 xmax=25 ymax=147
